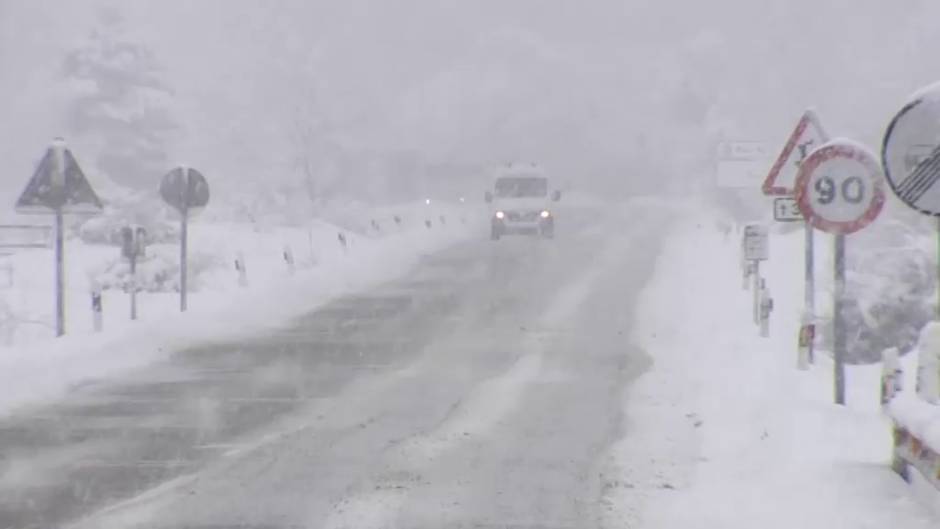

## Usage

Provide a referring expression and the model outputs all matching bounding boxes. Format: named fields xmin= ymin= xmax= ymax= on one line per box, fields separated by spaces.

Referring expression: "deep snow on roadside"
xmin=601 ymin=205 xmax=937 ymax=528
xmin=0 ymin=201 xmax=482 ymax=416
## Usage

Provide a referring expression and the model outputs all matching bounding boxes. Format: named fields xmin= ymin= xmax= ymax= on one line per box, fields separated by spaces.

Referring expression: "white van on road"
xmin=485 ymin=164 xmax=561 ymax=240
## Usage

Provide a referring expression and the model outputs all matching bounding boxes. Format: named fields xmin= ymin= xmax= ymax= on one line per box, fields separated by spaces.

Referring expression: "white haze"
xmin=1 ymin=0 xmax=938 ymax=203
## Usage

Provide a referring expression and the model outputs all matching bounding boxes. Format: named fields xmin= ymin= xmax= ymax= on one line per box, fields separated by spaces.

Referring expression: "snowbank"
xmin=601 ymin=200 xmax=936 ymax=528
xmin=890 ymin=395 xmax=940 ymax=456
xmin=0 ymin=200 xmax=483 ymax=416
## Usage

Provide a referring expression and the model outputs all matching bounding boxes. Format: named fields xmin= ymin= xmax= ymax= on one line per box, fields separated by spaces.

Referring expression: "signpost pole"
xmin=180 ymin=206 xmax=188 ymax=312
xmin=833 ymin=233 xmax=847 ymax=405
xmin=130 ymin=255 xmax=138 ymax=321
xmin=805 ymin=222 xmax=815 ymax=363
xmin=753 ymin=260 xmax=761 ymax=324
xmin=54 ymin=207 xmax=65 ymax=337
xmin=794 ymin=140 xmax=884 ymax=405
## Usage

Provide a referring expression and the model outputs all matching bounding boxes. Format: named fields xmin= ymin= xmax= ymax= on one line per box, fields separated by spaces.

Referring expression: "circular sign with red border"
xmin=794 ymin=140 xmax=885 ymax=235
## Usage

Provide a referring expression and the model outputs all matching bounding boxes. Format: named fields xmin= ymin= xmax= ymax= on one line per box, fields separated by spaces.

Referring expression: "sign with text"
xmin=773 ymin=197 xmax=803 ymax=222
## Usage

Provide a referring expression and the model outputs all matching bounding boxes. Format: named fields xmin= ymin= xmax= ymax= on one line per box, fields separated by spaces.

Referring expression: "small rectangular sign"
xmin=773 ymin=197 xmax=804 ymax=222
xmin=743 ymin=224 xmax=769 ymax=261
xmin=0 ymin=225 xmax=52 ymax=249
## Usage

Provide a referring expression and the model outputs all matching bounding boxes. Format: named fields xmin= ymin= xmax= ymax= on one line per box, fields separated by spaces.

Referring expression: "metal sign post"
xmin=53 ymin=209 xmax=64 ymax=335
xmin=160 ymin=166 xmax=209 ymax=313
xmin=180 ymin=206 xmax=188 ymax=311
xmin=833 ymin=234 xmax=847 ymax=404
xmin=14 ymin=139 xmax=103 ymax=337
xmin=794 ymin=140 xmax=886 ymax=405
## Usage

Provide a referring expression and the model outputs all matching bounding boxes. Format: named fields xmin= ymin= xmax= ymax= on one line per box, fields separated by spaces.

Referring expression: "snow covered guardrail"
xmin=889 ymin=396 xmax=940 ymax=489
xmin=886 ymin=323 xmax=940 ymax=492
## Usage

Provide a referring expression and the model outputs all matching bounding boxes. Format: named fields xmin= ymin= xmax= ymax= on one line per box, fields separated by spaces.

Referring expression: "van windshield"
xmin=495 ymin=176 xmax=547 ymax=198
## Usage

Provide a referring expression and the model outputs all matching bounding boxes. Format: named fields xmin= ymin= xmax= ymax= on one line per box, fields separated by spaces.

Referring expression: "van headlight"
xmin=540 ymin=210 xmax=551 ymax=218
xmin=495 ymin=211 xmax=505 ymax=219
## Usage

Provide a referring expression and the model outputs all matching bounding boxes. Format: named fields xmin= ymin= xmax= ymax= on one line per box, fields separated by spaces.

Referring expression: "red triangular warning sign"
xmin=762 ymin=110 xmax=829 ymax=196
xmin=15 ymin=144 xmax=103 ymax=214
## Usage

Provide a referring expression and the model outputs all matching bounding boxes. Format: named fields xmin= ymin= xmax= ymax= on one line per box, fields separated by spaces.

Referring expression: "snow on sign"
xmin=743 ymin=224 xmax=768 ymax=261
xmin=882 ymin=93 xmax=940 ymax=216
xmin=15 ymin=140 xmax=103 ymax=214
xmin=762 ymin=110 xmax=828 ymax=196
xmin=794 ymin=140 xmax=885 ymax=235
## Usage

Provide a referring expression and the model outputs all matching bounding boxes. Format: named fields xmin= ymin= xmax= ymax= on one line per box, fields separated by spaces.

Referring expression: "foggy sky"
xmin=1 ymin=0 xmax=937 ymax=201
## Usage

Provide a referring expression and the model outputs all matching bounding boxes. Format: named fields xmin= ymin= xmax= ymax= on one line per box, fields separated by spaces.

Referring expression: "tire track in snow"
xmin=319 ymin=236 xmax=630 ymax=529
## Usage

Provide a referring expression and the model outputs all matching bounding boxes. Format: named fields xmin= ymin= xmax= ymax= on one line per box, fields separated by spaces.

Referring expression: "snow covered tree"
xmin=61 ymin=7 xmax=177 ymax=189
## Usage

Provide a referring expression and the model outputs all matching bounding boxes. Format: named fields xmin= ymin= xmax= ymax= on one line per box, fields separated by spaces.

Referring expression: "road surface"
xmin=0 ymin=204 xmax=668 ymax=529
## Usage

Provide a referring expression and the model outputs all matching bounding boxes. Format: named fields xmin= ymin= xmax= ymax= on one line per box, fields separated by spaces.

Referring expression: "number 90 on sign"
xmin=794 ymin=141 xmax=885 ymax=235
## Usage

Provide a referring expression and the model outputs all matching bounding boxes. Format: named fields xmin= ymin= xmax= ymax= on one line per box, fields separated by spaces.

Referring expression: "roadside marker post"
xmin=160 ymin=166 xmax=210 ymax=312
xmin=121 ymin=226 xmax=147 ymax=320
xmin=91 ymin=285 xmax=103 ymax=332
xmin=235 ymin=252 xmax=248 ymax=287
xmin=764 ymin=110 xmax=829 ymax=364
xmin=742 ymin=224 xmax=768 ymax=325
xmin=794 ymin=139 xmax=886 ymax=405
xmin=284 ymin=245 xmax=295 ymax=275
xmin=14 ymin=139 xmax=103 ymax=337
xmin=759 ymin=278 xmax=773 ymax=338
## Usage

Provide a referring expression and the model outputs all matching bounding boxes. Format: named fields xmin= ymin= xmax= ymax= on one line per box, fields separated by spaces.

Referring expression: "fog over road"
xmin=0 ymin=201 xmax=669 ymax=529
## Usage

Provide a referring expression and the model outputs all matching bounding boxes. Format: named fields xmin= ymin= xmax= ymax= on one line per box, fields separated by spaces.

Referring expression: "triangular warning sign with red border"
xmin=762 ymin=110 xmax=829 ymax=196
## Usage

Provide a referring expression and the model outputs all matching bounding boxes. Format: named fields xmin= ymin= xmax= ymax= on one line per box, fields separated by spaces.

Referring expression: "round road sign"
xmin=882 ymin=94 xmax=940 ymax=216
xmin=160 ymin=166 xmax=209 ymax=215
xmin=794 ymin=140 xmax=885 ymax=235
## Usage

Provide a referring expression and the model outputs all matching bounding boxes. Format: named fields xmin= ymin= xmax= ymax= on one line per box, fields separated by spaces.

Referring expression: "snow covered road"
xmin=1 ymin=201 xmax=667 ymax=528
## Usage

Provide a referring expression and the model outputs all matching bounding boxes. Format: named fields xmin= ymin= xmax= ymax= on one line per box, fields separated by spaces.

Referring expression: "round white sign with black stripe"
xmin=882 ymin=95 xmax=940 ymax=216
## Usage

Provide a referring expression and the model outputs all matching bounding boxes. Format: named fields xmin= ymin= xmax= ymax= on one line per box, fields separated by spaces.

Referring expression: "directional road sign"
xmin=773 ymin=197 xmax=803 ymax=222
xmin=794 ymin=140 xmax=885 ymax=235
xmin=882 ymin=96 xmax=940 ymax=216
xmin=15 ymin=141 xmax=103 ymax=214
xmin=763 ymin=110 xmax=828 ymax=196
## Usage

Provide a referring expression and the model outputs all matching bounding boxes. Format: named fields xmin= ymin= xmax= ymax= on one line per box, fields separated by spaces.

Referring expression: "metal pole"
xmin=753 ymin=260 xmax=761 ymax=324
xmin=834 ymin=233 xmax=847 ymax=405
xmin=180 ymin=209 xmax=188 ymax=312
xmin=130 ymin=256 xmax=138 ymax=320
xmin=937 ymin=217 xmax=940 ymax=319
xmin=54 ymin=208 xmax=65 ymax=337
xmin=805 ymin=222 xmax=815 ymax=363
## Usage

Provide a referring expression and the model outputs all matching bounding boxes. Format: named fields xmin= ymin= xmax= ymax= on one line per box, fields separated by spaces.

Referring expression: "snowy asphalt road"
xmin=0 ymin=204 xmax=668 ymax=529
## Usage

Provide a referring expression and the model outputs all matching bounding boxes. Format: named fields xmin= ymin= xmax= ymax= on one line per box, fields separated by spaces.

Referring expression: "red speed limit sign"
xmin=794 ymin=140 xmax=886 ymax=234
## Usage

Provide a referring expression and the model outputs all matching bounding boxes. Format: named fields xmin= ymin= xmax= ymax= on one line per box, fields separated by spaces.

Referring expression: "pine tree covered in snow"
xmin=61 ymin=8 xmax=177 ymax=189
